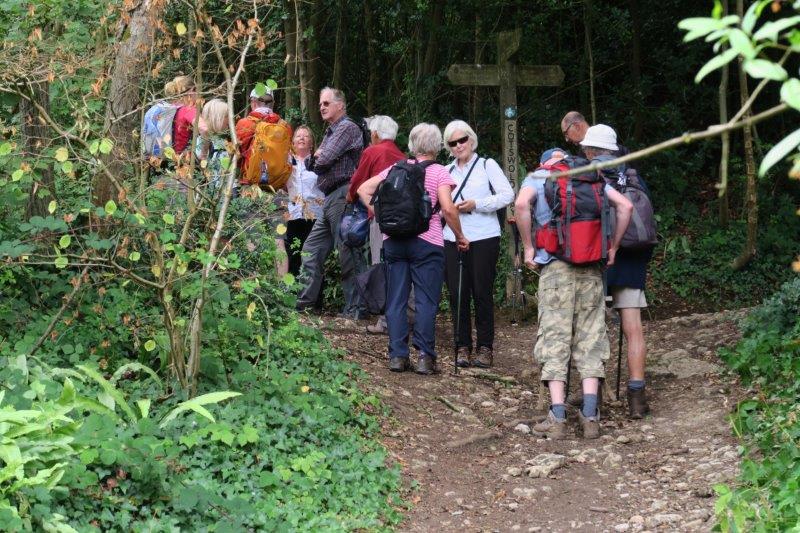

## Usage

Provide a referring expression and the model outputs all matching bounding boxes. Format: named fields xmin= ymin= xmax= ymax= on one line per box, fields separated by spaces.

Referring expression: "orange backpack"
xmin=242 ymin=118 xmax=292 ymax=190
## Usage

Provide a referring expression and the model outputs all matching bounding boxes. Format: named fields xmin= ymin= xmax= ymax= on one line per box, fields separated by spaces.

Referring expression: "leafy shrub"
xmin=715 ymin=277 xmax=800 ymax=531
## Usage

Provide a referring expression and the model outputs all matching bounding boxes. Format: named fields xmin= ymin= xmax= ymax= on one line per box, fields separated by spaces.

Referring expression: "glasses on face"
xmin=320 ymin=100 xmax=332 ymax=108
xmin=447 ymin=136 xmax=469 ymax=148
xmin=562 ymin=122 xmax=577 ymax=139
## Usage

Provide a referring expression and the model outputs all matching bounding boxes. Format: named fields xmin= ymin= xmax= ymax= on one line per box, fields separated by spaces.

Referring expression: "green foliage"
xmin=650 ymin=192 xmax=800 ymax=309
xmin=715 ymin=277 xmax=800 ymax=531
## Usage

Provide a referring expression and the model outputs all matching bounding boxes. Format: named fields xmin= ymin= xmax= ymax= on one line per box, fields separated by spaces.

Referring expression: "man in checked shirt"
xmin=296 ymin=87 xmax=367 ymax=319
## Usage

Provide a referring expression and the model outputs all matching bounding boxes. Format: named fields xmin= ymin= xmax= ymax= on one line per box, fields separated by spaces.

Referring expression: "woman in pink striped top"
xmin=358 ymin=123 xmax=469 ymax=375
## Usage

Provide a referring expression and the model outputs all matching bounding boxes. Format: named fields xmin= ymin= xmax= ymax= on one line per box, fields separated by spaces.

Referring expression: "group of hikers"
xmin=143 ymin=75 xmax=657 ymax=440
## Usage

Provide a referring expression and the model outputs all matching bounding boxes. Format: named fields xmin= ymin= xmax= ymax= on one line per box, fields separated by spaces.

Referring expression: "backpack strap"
xmin=451 ymin=157 xmax=480 ymax=202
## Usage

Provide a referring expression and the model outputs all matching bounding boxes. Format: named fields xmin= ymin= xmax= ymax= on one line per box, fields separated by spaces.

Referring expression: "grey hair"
xmin=320 ymin=86 xmax=346 ymax=110
xmin=408 ymin=123 xmax=443 ymax=157
xmin=366 ymin=115 xmax=399 ymax=141
xmin=443 ymin=120 xmax=478 ymax=155
xmin=584 ymin=146 xmax=614 ymax=157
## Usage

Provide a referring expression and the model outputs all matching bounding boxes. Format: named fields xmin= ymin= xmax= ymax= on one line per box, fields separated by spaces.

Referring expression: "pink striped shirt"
xmin=376 ymin=160 xmax=455 ymax=247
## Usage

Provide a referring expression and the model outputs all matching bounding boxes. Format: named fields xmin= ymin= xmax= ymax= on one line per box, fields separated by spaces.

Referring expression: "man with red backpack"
xmin=515 ymin=141 xmax=633 ymax=440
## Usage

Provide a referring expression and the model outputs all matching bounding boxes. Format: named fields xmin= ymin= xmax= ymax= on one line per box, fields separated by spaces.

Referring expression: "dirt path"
xmin=324 ymin=309 xmax=746 ymax=532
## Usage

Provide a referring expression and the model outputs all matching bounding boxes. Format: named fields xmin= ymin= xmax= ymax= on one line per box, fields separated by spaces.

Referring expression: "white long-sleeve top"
xmin=442 ymin=154 xmax=514 ymax=242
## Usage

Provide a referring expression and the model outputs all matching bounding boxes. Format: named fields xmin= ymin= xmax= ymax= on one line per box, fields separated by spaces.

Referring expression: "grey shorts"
xmin=610 ymin=287 xmax=647 ymax=309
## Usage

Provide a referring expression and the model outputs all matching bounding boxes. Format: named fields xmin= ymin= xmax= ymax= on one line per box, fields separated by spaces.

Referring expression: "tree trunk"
xmin=21 ymin=81 xmax=55 ymax=219
xmin=363 ymin=0 xmax=378 ymax=115
xmin=717 ymin=0 xmax=730 ymax=227
xmin=284 ymin=0 xmax=298 ymax=111
xmin=469 ymin=13 xmax=481 ymax=126
xmin=731 ymin=0 xmax=757 ymax=270
xmin=584 ymin=0 xmax=597 ymax=124
xmin=95 ymin=0 xmax=162 ymax=206
xmin=629 ymin=0 xmax=644 ymax=143
xmin=422 ymin=2 xmax=444 ymax=77
xmin=332 ymin=0 xmax=345 ymax=90
xmin=305 ymin=0 xmax=323 ymax=127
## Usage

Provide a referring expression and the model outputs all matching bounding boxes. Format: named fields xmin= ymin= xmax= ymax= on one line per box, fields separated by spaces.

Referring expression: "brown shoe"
xmin=532 ymin=411 xmax=568 ymax=440
xmin=416 ymin=353 xmax=436 ymax=375
xmin=473 ymin=346 xmax=493 ymax=368
xmin=455 ymin=346 xmax=471 ymax=368
xmin=627 ymin=388 xmax=650 ymax=419
xmin=366 ymin=317 xmax=388 ymax=335
xmin=578 ymin=410 xmax=601 ymax=439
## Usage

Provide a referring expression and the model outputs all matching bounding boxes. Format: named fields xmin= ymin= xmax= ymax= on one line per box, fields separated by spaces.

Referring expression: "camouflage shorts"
xmin=533 ymin=260 xmax=609 ymax=382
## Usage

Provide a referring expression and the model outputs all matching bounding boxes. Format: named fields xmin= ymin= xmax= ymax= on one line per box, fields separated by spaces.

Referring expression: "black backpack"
xmin=371 ymin=160 xmax=436 ymax=238
xmin=600 ymin=165 xmax=658 ymax=249
xmin=345 ymin=117 xmax=372 ymax=153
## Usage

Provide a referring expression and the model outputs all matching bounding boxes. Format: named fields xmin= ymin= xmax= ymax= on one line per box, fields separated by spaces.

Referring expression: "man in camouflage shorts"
xmin=517 ymin=134 xmax=633 ymax=440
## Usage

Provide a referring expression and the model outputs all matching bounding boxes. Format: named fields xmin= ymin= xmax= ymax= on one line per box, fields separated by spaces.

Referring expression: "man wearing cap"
xmin=576 ymin=124 xmax=654 ymax=419
xmin=296 ymin=87 xmax=367 ymax=319
xmin=235 ymin=87 xmax=288 ymax=176
xmin=516 ymin=143 xmax=633 ymax=439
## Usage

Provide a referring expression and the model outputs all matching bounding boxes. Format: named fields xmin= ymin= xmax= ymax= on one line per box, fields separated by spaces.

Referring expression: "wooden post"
xmin=447 ymin=29 xmax=564 ymax=292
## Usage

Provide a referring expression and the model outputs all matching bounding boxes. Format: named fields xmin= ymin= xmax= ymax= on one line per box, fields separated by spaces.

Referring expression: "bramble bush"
xmin=714 ymin=277 xmax=800 ymax=531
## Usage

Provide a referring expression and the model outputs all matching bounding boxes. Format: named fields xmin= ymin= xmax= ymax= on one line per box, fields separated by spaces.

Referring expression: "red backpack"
xmin=535 ymin=157 xmax=611 ymax=265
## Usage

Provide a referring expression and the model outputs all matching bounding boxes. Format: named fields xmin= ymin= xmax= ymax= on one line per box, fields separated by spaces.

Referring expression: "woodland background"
xmin=0 ymin=0 xmax=798 ymax=531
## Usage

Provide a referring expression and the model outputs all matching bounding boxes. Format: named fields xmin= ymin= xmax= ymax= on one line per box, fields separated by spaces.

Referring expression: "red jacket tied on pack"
xmin=348 ymin=139 xmax=405 ymax=202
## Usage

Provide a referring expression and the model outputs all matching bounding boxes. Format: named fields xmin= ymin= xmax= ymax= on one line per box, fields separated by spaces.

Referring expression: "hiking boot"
xmin=455 ymin=346 xmax=471 ymax=368
xmin=532 ymin=411 xmax=568 ymax=440
xmin=627 ymin=388 xmax=650 ymax=419
xmin=388 ymin=356 xmax=410 ymax=372
xmin=578 ymin=410 xmax=601 ymax=439
xmin=473 ymin=346 xmax=493 ymax=368
xmin=416 ymin=353 xmax=436 ymax=375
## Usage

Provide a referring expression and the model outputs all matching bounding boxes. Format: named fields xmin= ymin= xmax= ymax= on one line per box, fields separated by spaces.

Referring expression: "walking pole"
xmin=454 ymin=251 xmax=464 ymax=375
xmin=509 ymin=218 xmax=521 ymax=326
xmin=616 ymin=313 xmax=623 ymax=400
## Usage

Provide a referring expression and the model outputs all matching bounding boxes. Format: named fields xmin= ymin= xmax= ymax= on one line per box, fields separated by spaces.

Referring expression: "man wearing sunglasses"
xmin=296 ymin=87 xmax=367 ymax=319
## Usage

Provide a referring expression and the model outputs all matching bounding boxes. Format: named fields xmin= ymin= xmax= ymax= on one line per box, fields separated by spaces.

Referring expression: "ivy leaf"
xmin=61 ymin=161 xmax=73 ymax=173
xmin=162 ymin=213 xmax=175 ymax=225
xmin=759 ymin=127 xmax=800 ymax=176
xmin=780 ymin=78 xmax=800 ymax=111
xmin=0 ymin=142 xmax=12 ymax=156
xmin=12 ymin=169 xmax=24 ymax=182
xmin=54 ymin=256 xmax=68 ymax=269
xmin=59 ymin=235 xmax=71 ymax=249
xmin=89 ymin=140 xmax=100 ymax=155
xmin=744 ymin=59 xmax=788 ymax=80
xmin=99 ymin=138 xmax=113 ymax=154
xmin=48 ymin=200 xmax=57 ymax=214
xmin=144 ymin=339 xmax=157 ymax=352
xmin=54 ymin=147 xmax=69 ymax=162
xmin=175 ymin=22 xmax=187 ymax=36
xmin=129 ymin=251 xmax=141 ymax=261
xmin=104 ymin=200 xmax=117 ymax=215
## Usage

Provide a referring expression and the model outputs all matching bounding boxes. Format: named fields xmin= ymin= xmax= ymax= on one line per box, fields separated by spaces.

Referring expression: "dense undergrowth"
xmin=0 ymin=179 xmax=402 ymax=530
xmin=714 ymin=277 xmax=800 ymax=531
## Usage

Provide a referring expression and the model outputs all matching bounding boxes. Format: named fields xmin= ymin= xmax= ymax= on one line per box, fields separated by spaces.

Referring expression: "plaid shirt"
xmin=314 ymin=116 xmax=363 ymax=194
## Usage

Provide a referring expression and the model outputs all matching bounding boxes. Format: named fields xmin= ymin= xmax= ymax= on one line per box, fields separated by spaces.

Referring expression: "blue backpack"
xmin=142 ymin=102 xmax=181 ymax=157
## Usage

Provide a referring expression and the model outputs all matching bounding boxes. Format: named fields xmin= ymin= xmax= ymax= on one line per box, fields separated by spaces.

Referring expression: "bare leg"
xmin=620 ymin=308 xmax=646 ymax=381
xmin=547 ymin=380 xmax=566 ymax=405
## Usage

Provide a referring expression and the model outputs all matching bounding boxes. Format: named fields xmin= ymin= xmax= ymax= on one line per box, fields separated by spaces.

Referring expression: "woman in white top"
xmin=286 ymin=126 xmax=325 ymax=276
xmin=443 ymin=120 xmax=514 ymax=368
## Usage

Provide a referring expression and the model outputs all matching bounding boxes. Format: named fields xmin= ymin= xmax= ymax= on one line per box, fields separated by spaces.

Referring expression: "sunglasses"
xmin=447 ymin=136 xmax=469 ymax=148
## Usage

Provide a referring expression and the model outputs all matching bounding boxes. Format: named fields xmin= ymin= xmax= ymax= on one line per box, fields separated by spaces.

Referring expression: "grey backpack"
xmin=605 ymin=168 xmax=658 ymax=249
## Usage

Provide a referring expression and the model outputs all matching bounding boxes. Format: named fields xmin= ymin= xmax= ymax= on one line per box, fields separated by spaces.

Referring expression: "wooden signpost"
xmin=447 ymin=29 xmax=564 ymax=291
